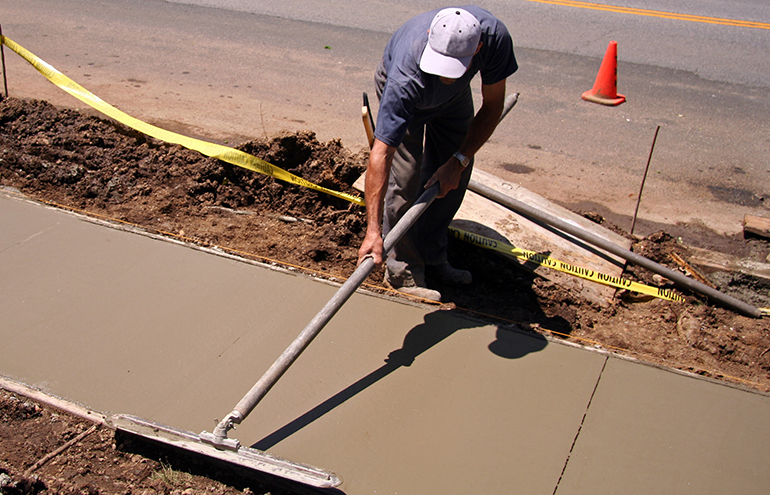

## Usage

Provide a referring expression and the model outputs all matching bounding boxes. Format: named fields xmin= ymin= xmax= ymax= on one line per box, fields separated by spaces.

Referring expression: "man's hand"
xmin=424 ymin=156 xmax=466 ymax=198
xmin=358 ymin=228 xmax=384 ymax=266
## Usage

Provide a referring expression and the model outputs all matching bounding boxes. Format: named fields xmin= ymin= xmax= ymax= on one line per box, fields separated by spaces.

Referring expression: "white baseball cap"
xmin=420 ymin=8 xmax=482 ymax=78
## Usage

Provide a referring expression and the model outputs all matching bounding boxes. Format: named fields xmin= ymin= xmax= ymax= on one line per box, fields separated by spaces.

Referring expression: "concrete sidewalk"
xmin=2 ymin=189 xmax=769 ymax=494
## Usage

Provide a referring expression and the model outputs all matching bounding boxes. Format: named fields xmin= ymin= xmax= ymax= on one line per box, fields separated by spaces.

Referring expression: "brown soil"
xmin=1 ymin=97 xmax=769 ymax=494
xmin=0 ymin=388 xmax=319 ymax=495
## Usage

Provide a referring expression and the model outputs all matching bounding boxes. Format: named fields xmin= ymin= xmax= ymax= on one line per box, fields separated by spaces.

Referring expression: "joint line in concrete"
xmin=552 ymin=355 xmax=609 ymax=494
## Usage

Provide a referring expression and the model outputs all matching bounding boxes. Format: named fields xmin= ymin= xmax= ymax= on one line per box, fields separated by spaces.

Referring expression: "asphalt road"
xmin=2 ymin=0 xmax=769 ymax=240
xmin=172 ymin=0 xmax=770 ymax=87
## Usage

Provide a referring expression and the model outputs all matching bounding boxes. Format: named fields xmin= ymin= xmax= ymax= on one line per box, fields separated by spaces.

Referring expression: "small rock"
xmin=0 ymin=473 xmax=13 ymax=489
xmin=677 ymin=311 xmax=701 ymax=345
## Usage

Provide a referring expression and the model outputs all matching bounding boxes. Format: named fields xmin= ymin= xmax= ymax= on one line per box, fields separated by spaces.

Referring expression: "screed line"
xmin=552 ymin=355 xmax=609 ymax=494
xmin=525 ymin=0 xmax=770 ymax=29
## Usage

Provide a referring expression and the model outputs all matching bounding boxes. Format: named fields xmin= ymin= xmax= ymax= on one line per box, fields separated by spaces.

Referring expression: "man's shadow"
xmin=435 ymin=220 xmax=583 ymax=338
xmin=252 ymin=310 xmax=546 ymax=452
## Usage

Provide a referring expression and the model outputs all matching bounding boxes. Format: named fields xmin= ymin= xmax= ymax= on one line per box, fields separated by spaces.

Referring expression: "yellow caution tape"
xmin=0 ymin=36 xmax=365 ymax=207
xmin=6 ymin=36 xmax=763 ymax=312
xmin=448 ymin=226 xmax=687 ymax=302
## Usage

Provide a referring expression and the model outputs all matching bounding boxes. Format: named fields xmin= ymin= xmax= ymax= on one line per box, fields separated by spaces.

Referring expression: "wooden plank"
xmin=362 ymin=106 xmax=375 ymax=149
xmin=454 ymin=169 xmax=631 ymax=306
xmin=354 ymin=169 xmax=632 ymax=306
xmin=686 ymin=246 xmax=770 ymax=282
xmin=744 ymin=214 xmax=770 ymax=240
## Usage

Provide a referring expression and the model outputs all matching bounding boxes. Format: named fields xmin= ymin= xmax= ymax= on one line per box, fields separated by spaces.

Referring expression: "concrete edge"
xmin=557 ymin=338 xmax=770 ymax=398
xmin=0 ymin=374 xmax=108 ymax=426
xmin=0 ymin=188 xmax=436 ymax=309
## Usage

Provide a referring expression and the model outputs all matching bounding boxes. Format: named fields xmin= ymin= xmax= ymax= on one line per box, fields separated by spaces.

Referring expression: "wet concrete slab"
xmin=3 ymin=190 xmax=770 ymax=494
xmin=0 ymin=191 xmax=604 ymax=492
xmin=559 ymin=357 xmax=770 ymax=494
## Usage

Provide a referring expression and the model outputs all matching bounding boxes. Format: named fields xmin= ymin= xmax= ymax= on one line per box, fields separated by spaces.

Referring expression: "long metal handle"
xmin=500 ymin=92 xmax=519 ymax=122
xmin=467 ymin=179 xmax=762 ymax=318
xmin=213 ymin=183 xmax=441 ymax=438
xmin=208 ymin=90 xmax=520 ymax=443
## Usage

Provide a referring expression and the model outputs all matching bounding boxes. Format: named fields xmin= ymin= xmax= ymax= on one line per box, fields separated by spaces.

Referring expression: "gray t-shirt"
xmin=375 ymin=6 xmax=518 ymax=148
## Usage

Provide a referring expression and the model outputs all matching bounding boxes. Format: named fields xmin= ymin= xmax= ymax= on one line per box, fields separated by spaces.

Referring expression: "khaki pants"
xmin=375 ymin=68 xmax=475 ymax=287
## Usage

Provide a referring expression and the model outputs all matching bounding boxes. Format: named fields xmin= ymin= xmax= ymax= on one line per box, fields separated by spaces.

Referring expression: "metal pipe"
xmin=500 ymin=92 xmax=519 ymax=121
xmin=467 ymin=179 xmax=762 ymax=318
xmin=217 ymin=90 xmax=519 ymax=434
xmin=212 ymin=183 xmax=441 ymax=440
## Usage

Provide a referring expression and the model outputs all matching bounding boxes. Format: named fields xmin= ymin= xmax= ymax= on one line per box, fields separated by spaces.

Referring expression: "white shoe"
xmin=384 ymin=272 xmax=442 ymax=302
xmin=394 ymin=285 xmax=442 ymax=302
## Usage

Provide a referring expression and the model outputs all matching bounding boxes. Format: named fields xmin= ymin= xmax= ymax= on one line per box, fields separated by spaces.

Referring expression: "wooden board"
xmin=455 ymin=169 xmax=631 ymax=306
xmin=744 ymin=214 xmax=770 ymax=240
xmin=685 ymin=246 xmax=770 ymax=282
xmin=354 ymin=169 xmax=632 ymax=306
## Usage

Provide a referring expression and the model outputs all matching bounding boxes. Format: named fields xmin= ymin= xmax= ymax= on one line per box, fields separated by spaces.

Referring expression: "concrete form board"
xmin=558 ymin=357 xmax=770 ymax=494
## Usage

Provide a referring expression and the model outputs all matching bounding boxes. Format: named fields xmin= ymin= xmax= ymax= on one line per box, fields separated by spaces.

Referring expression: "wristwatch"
xmin=453 ymin=151 xmax=471 ymax=168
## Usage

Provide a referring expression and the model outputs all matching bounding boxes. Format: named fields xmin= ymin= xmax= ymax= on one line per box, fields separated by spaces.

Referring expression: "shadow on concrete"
xmin=435 ymin=231 xmax=576 ymax=338
xmin=252 ymin=310 xmax=547 ymax=452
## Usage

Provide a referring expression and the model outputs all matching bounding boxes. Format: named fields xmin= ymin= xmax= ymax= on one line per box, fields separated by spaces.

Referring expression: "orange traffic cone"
xmin=582 ymin=41 xmax=625 ymax=106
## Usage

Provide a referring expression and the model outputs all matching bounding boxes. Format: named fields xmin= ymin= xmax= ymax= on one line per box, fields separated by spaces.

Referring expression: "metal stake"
xmin=631 ymin=125 xmax=660 ymax=235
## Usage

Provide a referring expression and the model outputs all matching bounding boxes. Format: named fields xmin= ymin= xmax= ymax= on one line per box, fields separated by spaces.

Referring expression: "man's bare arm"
xmin=458 ymin=78 xmax=507 ymax=158
xmin=358 ymin=138 xmax=396 ymax=265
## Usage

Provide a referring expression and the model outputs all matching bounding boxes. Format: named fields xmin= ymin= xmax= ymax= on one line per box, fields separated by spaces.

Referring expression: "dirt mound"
xmin=1 ymin=97 xmax=769 ymax=493
xmin=0 ymin=388 xmax=302 ymax=495
xmin=0 ymin=97 xmax=368 ymax=275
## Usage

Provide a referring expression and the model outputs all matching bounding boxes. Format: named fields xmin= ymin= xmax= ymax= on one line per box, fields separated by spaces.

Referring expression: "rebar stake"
xmin=631 ymin=125 xmax=660 ymax=235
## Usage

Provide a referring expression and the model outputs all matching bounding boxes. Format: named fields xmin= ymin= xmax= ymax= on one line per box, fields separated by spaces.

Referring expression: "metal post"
xmin=631 ymin=125 xmax=660 ymax=235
